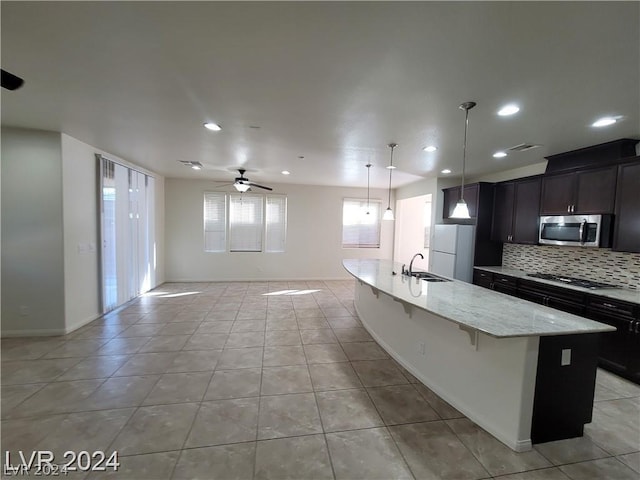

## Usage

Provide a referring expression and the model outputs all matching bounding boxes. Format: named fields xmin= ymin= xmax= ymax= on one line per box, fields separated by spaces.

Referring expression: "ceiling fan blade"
xmin=247 ymin=182 xmax=273 ymax=191
xmin=1 ymin=69 xmax=24 ymax=90
xmin=211 ymin=182 xmax=235 ymax=189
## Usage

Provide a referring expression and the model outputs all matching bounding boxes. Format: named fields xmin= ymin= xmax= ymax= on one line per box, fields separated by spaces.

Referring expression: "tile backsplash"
xmin=502 ymin=244 xmax=640 ymax=290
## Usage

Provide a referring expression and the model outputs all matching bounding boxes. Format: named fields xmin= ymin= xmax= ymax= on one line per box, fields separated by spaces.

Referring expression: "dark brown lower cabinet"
xmin=472 ymin=269 xmax=640 ymax=385
xmin=517 ymin=280 xmax=586 ymax=316
xmin=472 ymin=269 xmax=493 ymax=289
xmin=585 ymin=296 xmax=640 ymax=384
xmin=492 ymin=273 xmax=517 ymax=295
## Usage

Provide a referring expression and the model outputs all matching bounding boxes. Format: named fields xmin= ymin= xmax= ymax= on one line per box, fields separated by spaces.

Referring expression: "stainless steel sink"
xmin=409 ymin=271 xmax=451 ymax=282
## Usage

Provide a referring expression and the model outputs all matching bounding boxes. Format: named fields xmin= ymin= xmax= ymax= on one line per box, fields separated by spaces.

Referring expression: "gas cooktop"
xmin=527 ymin=273 xmax=619 ymax=290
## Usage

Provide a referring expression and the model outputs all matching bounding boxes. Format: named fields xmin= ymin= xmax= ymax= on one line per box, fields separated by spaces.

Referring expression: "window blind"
xmin=99 ymin=156 xmax=155 ymax=313
xmin=229 ymin=194 xmax=263 ymax=252
xmin=265 ymin=195 xmax=287 ymax=253
xmin=204 ymin=192 xmax=226 ymax=252
xmin=342 ymin=198 xmax=381 ymax=248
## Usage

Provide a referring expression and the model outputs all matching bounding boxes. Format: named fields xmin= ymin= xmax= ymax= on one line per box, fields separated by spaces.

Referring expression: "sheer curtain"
xmin=98 ymin=155 xmax=155 ymax=312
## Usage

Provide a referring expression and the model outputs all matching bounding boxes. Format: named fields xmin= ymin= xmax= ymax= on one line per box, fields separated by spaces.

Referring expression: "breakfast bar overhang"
xmin=343 ymin=259 xmax=615 ymax=452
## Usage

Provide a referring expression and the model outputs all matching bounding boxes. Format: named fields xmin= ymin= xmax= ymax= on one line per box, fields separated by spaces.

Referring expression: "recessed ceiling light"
xmin=423 ymin=145 xmax=437 ymax=152
xmin=441 ymin=169 xmax=452 ymax=174
xmin=592 ymin=116 xmax=617 ymax=127
xmin=386 ymin=165 xmax=396 ymax=170
xmin=498 ymin=104 xmax=520 ymax=116
xmin=493 ymin=151 xmax=508 ymax=158
xmin=281 ymin=170 xmax=290 ymax=175
xmin=192 ymin=165 xmax=202 ymax=170
xmin=203 ymin=122 xmax=222 ymax=131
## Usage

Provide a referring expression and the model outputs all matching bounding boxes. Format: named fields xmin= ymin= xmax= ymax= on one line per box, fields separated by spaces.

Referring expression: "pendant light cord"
xmin=461 ymin=108 xmax=468 ymax=200
xmin=458 ymin=101 xmax=476 ymax=202
xmin=387 ymin=144 xmax=396 ymax=209
xmin=366 ymin=163 xmax=372 ymax=214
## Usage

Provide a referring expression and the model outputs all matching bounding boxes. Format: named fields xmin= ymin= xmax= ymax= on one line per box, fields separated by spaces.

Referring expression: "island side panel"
xmin=354 ymin=280 xmax=539 ymax=452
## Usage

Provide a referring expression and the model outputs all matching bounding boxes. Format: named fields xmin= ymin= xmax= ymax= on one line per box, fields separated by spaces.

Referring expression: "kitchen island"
xmin=343 ymin=259 xmax=615 ymax=452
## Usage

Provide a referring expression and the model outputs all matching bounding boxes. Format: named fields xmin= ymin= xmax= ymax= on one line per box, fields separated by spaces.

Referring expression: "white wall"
xmin=1 ymin=128 xmax=66 ymax=335
xmin=165 ymin=179 xmax=394 ymax=281
xmin=1 ymin=128 xmax=165 ymax=337
xmin=469 ymin=161 xmax=547 ymax=183
xmin=60 ymin=134 xmax=165 ymax=331
xmin=61 ymin=134 xmax=101 ymax=331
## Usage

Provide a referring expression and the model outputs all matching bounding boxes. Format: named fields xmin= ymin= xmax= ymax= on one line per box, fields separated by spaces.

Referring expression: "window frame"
xmin=342 ymin=197 xmax=382 ymax=249
xmin=203 ymin=192 xmax=287 ymax=253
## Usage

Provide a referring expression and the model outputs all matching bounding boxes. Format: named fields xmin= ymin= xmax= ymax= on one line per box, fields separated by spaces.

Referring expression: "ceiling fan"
xmin=218 ymin=169 xmax=273 ymax=192
xmin=1 ymin=69 xmax=25 ymax=90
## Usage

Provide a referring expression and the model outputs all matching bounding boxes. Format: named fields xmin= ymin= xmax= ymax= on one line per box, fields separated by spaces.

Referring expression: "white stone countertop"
xmin=474 ymin=266 xmax=640 ymax=305
xmin=343 ymin=259 xmax=616 ymax=339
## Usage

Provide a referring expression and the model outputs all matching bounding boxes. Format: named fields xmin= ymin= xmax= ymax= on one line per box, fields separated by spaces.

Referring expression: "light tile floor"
xmin=2 ymin=280 xmax=639 ymax=479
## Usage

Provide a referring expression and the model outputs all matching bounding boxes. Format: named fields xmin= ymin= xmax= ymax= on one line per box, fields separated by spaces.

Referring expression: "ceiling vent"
xmin=179 ymin=160 xmax=203 ymax=170
xmin=507 ymin=143 xmax=541 ymax=153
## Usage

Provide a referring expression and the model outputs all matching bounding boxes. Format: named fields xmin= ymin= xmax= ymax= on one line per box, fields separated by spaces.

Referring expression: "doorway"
xmin=393 ymin=194 xmax=432 ymax=271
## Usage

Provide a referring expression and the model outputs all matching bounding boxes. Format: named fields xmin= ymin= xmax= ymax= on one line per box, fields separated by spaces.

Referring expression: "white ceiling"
xmin=2 ymin=2 xmax=638 ymax=189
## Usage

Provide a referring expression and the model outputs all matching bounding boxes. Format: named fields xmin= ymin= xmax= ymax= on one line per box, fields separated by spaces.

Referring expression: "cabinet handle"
xmin=630 ymin=321 xmax=635 ymax=333
xmin=567 ymin=205 xmax=571 ymax=213
xmin=602 ymin=302 xmax=618 ymax=310
xmin=635 ymin=322 xmax=639 ymax=334
xmin=489 ymin=283 xmax=495 ymax=290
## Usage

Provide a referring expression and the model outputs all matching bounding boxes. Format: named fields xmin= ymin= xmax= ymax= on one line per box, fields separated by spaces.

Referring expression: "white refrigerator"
xmin=430 ymin=224 xmax=475 ymax=282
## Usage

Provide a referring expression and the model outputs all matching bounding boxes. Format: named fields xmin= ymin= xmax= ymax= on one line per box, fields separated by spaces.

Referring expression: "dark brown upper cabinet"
xmin=613 ymin=158 xmax=640 ymax=253
xmin=442 ymin=182 xmax=502 ymax=266
xmin=540 ymin=166 xmax=617 ymax=215
xmin=491 ymin=176 xmax=541 ymax=244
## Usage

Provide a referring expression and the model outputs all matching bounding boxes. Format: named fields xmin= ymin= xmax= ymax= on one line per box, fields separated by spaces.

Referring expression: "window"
xmin=230 ymin=194 xmax=263 ymax=252
xmin=266 ymin=195 xmax=287 ymax=253
xmin=204 ymin=193 xmax=287 ymax=253
xmin=342 ymin=198 xmax=381 ymax=248
xmin=204 ymin=192 xmax=226 ymax=252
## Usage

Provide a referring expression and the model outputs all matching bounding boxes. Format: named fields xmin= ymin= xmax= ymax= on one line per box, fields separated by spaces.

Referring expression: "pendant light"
xmin=365 ymin=163 xmax=372 ymax=215
xmin=450 ymin=101 xmax=476 ymax=219
xmin=383 ymin=143 xmax=397 ymax=221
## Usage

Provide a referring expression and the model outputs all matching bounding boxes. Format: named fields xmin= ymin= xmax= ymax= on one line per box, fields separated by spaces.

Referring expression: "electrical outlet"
xmin=418 ymin=342 xmax=426 ymax=355
xmin=561 ymin=349 xmax=571 ymax=366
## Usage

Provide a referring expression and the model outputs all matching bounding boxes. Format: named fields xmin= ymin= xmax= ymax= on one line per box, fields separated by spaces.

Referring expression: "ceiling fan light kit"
xmin=232 ymin=169 xmax=273 ymax=192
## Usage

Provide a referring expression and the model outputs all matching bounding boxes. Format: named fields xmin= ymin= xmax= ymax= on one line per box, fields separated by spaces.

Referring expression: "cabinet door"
xmin=490 ymin=182 xmax=514 ymax=242
xmin=472 ymin=269 xmax=493 ymax=289
xmin=586 ymin=309 xmax=632 ymax=376
xmin=540 ymin=173 xmax=575 ymax=214
xmin=512 ymin=177 xmax=542 ymax=244
xmin=575 ymin=166 xmax=617 ymax=214
xmin=613 ymin=160 xmax=640 ymax=253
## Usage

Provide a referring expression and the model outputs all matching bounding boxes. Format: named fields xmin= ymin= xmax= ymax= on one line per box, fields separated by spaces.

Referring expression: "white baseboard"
xmin=1 ymin=328 xmax=67 ymax=337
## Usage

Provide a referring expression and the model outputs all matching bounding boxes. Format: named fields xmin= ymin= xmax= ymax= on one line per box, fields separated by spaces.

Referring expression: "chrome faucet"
xmin=408 ymin=253 xmax=424 ymax=277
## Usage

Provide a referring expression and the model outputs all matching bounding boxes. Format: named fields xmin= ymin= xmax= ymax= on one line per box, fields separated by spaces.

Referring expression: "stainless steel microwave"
xmin=539 ymin=214 xmax=613 ymax=247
